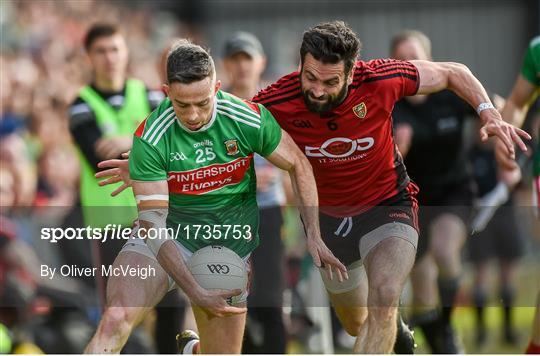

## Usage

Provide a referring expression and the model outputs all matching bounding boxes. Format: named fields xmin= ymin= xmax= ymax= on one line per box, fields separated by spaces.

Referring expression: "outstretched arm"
xmin=411 ymin=60 xmax=531 ymax=161
xmin=264 ymin=129 xmax=348 ymax=282
xmin=495 ymin=74 xmax=538 ymax=169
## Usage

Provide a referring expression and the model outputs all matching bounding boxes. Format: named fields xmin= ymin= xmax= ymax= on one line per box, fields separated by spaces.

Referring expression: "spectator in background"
xmin=222 ymin=31 xmax=288 ymax=354
xmin=68 ymin=23 xmax=164 ymax=268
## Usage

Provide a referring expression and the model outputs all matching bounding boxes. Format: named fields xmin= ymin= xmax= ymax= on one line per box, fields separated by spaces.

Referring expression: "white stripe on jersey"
xmin=151 ymin=117 xmax=176 ymax=145
xmin=217 ymin=109 xmax=260 ymax=129
xmin=69 ymin=103 xmax=92 ymax=116
xmin=217 ymin=104 xmax=261 ymax=124
xmin=143 ymin=106 xmax=174 ymax=141
xmin=146 ymin=111 xmax=176 ymax=144
xmin=217 ymin=99 xmax=261 ymax=119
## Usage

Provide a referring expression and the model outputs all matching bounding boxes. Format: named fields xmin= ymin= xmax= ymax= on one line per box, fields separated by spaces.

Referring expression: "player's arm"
xmin=132 ymin=180 xmax=244 ymax=317
xmin=68 ymin=102 xmax=103 ymax=170
xmin=410 ymin=60 xmax=531 ymax=161
xmin=264 ymin=130 xmax=348 ymax=282
xmin=502 ymin=74 xmax=537 ymax=127
xmin=495 ymin=74 xmax=538 ymax=169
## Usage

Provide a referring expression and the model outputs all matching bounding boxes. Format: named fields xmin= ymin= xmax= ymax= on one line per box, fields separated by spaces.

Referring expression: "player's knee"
xmin=101 ymin=307 xmax=136 ymax=336
xmin=430 ymin=246 xmax=453 ymax=269
xmin=372 ymin=283 xmax=401 ymax=309
xmin=369 ymin=304 xmax=396 ymax=324
xmin=430 ymin=232 xmax=461 ymax=268
xmin=430 ymin=215 xmax=465 ymax=247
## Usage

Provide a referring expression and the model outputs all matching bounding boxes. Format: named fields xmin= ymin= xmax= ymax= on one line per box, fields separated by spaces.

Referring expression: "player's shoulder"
xmin=252 ymin=71 xmax=301 ymax=107
xmin=216 ymin=90 xmax=264 ymax=130
xmin=134 ymin=98 xmax=175 ymax=144
xmin=217 ymin=90 xmax=261 ymax=113
xmin=528 ymin=35 xmax=540 ymax=50
xmin=356 ymin=59 xmax=417 ymax=80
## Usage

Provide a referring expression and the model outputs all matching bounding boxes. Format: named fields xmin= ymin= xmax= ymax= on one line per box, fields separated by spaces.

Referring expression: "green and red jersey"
xmin=129 ymin=90 xmax=282 ymax=257
xmin=521 ymin=36 xmax=540 ymax=176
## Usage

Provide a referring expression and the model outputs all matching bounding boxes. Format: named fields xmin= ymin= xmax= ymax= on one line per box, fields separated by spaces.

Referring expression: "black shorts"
xmin=415 ymin=181 xmax=474 ymax=261
xmin=467 ymin=203 xmax=525 ymax=263
xmin=319 ymin=183 xmax=419 ymax=267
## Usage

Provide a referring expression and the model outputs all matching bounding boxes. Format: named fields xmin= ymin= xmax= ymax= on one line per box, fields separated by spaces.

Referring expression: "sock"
xmin=500 ymin=285 xmax=515 ymax=333
xmin=183 ymin=340 xmax=200 ymax=354
xmin=411 ymin=309 xmax=442 ymax=353
xmin=438 ymin=276 xmax=460 ymax=325
xmin=526 ymin=341 xmax=540 ymax=354
xmin=474 ymin=288 xmax=487 ymax=331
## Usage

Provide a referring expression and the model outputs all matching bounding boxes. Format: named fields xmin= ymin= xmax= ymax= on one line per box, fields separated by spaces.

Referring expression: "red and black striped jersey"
xmin=253 ymin=59 xmax=420 ymax=217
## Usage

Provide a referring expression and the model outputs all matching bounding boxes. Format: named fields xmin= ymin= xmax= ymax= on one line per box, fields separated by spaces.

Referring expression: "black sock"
xmin=500 ymin=285 xmax=515 ymax=334
xmin=411 ymin=309 xmax=442 ymax=353
xmin=473 ymin=288 xmax=487 ymax=331
xmin=438 ymin=276 xmax=460 ymax=326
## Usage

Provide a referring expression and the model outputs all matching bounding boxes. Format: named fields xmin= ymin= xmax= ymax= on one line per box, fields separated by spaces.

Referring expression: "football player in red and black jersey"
xmin=252 ymin=21 xmax=529 ymax=353
xmin=96 ymin=21 xmax=530 ymax=354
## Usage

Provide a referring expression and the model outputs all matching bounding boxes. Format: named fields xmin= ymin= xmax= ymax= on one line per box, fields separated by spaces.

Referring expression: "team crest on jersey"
xmin=224 ymin=139 xmax=239 ymax=156
xmin=353 ymin=102 xmax=367 ymax=119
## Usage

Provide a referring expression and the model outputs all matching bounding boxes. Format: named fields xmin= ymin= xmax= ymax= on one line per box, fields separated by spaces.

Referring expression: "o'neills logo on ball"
xmin=224 ymin=139 xmax=239 ymax=156
xmin=353 ymin=102 xmax=367 ymax=119
xmin=167 ymin=155 xmax=252 ymax=194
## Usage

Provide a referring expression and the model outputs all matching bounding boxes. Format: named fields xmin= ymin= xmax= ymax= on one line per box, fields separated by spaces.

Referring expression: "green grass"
xmin=412 ymin=306 xmax=534 ymax=354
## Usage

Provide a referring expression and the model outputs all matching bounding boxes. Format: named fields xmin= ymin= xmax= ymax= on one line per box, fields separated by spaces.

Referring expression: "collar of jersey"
xmin=176 ymin=96 xmax=217 ymax=133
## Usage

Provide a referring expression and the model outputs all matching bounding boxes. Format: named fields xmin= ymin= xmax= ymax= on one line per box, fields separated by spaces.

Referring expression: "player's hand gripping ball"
xmin=188 ymin=245 xmax=248 ymax=306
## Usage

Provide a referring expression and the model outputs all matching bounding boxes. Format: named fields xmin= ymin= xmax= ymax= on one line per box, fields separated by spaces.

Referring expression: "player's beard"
xmin=302 ymin=83 xmax=348 ymax=113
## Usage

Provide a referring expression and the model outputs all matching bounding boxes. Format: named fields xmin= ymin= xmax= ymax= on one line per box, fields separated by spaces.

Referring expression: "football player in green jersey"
xmin=84 ymin=40 xmax=347 ymax=354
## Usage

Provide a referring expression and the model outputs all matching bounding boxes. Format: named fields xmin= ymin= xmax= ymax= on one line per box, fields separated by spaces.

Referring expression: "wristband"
xmin=476 ymin=102 xmax=495 ymax=114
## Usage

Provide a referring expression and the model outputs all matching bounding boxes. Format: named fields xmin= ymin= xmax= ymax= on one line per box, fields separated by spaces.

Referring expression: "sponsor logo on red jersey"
xmin=305 ymin=136 xmax=375 ymax=158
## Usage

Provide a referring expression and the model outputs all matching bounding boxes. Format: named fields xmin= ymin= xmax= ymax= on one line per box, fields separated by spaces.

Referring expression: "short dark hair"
xmin=166 ymin=39 xmax=215 ymax=84
xmin=84 ymin=23 xmax=121 ymax=51
xmin=300 ymin=21 xmax=361 ymax=75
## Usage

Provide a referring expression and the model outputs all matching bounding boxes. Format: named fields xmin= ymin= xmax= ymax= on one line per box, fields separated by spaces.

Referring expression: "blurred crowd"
xmin=1 ymin=0 xmax=185 ymax=210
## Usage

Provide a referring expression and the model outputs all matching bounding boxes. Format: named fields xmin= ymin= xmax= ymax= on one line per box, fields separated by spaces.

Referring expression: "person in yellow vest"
xmin=68 ymin=23 xmax=163 ymax=266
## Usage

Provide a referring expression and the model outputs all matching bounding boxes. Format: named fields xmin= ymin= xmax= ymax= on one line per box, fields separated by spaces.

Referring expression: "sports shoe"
xmin=177 ymin=330 xmax=200 ymax=354
xmin=394 ymin=314 xmax=417 ymax=354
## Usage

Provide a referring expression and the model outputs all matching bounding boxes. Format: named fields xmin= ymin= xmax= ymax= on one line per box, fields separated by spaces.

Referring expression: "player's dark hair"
xmin=166 ymin=39 xmax=215 ymax=84
xmin=300 ymin=21 xmax=361 ymax=75
xmin=84 ymin=23 xmax=121 ymax=51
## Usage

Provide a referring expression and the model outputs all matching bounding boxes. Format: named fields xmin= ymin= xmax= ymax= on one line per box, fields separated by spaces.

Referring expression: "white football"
xmin=188 ymin=245 xmax=248 ymax=305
